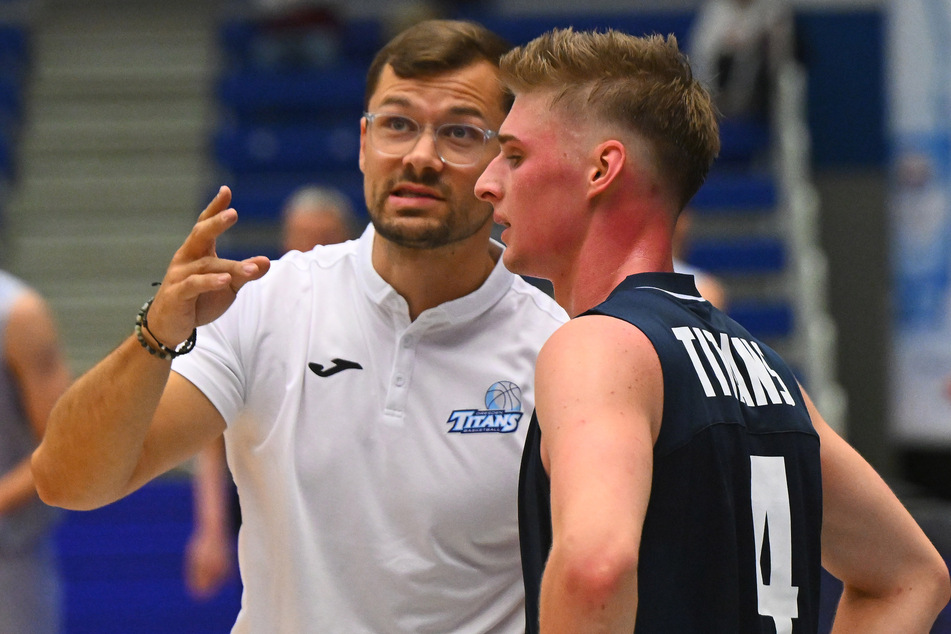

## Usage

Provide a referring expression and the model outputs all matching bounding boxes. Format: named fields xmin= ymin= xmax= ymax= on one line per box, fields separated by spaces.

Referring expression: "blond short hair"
xmin=500 ymin=29 xmax=720 ymax=209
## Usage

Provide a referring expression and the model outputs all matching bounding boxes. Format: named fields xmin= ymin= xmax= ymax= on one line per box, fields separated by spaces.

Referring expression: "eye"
xmin=381 ymin=115 xmax=416 ymax=134
xmin=439 ymin=124 xmax=483 ymax=145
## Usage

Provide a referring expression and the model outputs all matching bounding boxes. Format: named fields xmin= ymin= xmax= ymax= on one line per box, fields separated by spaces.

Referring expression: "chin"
xmin=501 ymin=246 xmax=531 ymax=275
xmin=372 ymin=217 xmax=455 ymax=249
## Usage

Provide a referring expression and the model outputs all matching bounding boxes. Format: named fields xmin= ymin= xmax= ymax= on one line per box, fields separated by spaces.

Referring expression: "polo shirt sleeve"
xmin=172 ymin=285 xmax=258 ymax=427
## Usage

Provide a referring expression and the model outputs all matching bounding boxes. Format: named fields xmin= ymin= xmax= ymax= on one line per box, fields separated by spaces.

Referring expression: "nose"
xmin=475 ymin=155 xmax=500 ymax=203
xmin=403 ymin=127 xmax=444 ymax=171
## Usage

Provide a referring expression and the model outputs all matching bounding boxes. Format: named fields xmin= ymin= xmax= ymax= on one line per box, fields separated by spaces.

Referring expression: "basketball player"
xmin=32 ymin=20 xmax=566 ymax=631
xmin=475 ymin=28 xmax=950 ymax=632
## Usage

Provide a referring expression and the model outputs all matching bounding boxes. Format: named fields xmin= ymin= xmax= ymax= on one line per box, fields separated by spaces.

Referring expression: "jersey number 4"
xmin=750 ymin=455 xmax=799 ymax=634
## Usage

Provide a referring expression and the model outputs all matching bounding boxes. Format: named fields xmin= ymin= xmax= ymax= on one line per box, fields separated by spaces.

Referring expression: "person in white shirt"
xmin=32 ymin=19 xmax=566 ymax=632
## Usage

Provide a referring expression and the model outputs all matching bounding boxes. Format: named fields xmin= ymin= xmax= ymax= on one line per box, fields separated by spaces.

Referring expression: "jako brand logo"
xmin=446 ymin=381 xmax=523 ymax=434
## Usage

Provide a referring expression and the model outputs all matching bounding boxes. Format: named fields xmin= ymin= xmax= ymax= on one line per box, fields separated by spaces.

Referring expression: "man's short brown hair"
xmin=364 ymin=19 xmax=513 ymax=113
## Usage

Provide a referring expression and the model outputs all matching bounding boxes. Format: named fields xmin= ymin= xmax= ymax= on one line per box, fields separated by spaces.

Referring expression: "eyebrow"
xmin=446 ymin=105 xmax=488 ymax=119
xmin=375 ymin=98 xmax=488 ymax=122
xmin=376 ymin=96 xmax=412 ymax=109
xmin=497 ymin=133 xmax=518 ymax=145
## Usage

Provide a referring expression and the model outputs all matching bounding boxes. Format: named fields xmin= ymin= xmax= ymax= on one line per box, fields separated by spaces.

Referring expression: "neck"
xmin=371 ymin=226 xmax=499 ymax=320
xmin=554 ymin=207 xmax=674 ymax=317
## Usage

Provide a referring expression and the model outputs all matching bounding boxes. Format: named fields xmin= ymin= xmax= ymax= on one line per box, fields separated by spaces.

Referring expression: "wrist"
xmin=134 ymin=297 xmax=196 ymax=361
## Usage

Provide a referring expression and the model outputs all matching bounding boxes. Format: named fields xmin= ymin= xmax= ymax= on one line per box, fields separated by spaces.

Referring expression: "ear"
xmin=587 ymin=140 xmax=626 ymax=200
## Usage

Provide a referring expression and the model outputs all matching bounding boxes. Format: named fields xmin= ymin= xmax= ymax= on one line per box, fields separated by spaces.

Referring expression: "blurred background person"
xmin=183 ymin=426 xmax=236 ymax=601
xmin=0 ymin=269 xmax=72 ymax=633
xmin=239 ymin=0 xmax=344 ymax=70
xmin=687 ymin=0 xmax=796 ymax=124
xmin=183 ymin=183 xmax=363 ymax=600
xmin=280 ymin=184 xmax=363 ymax=253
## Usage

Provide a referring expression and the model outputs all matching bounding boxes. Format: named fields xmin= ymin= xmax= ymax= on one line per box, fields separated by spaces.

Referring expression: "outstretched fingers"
xmin=141 ymin=188 xmax=272 ymax=348
xmin=171 ymin=255 xmax=271 ymax=301
xmin=178 ymin=187 xmax=239 ymax=263
xmin=234 ymin=255 xmax=271 ymax=290
xmin=197 ymin=185 xmax=233 ymax=222
xmin=190 ymin=255 xmax=271 ymax=329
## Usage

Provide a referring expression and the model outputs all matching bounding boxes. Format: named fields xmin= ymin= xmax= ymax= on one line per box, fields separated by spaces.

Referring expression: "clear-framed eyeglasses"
xmin=364 ymin=112 xmax=499 ymax=167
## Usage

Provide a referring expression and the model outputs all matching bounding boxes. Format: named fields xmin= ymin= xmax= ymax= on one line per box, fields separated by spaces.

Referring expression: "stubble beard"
xmin=367 ymin=175 xmax=493 ymax=250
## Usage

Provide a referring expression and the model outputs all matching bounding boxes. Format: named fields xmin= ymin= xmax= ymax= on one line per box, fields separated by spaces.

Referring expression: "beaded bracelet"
xmin=134 ymin=297 xmax=197 ymax=360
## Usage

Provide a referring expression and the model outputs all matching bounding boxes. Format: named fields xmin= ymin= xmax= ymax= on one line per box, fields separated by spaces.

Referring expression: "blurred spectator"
xmin=381 ymin=1 xmax=493 ymax=41
xmin=0 ymin=270 xmax=71 ymax=633
xmin=673 ymin=208 xmax=728 ymax=310
xmin=281 ymin=184 xmax=362 ymax=253
xmin=184 ymin=184 xmax=361 ymax=600
xmin=183 ymin=436 xmax=235 ymax=600
xmin=687 ymin=0 xmax=795 ymax=124
xmin=384 ymin=1 xmax=445 ymax=40
xmin=243 ymin=1 xmax=344 ymax=70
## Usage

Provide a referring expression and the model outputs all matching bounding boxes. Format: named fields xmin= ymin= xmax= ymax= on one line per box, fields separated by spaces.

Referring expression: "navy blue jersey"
xmin=519 ymin=272 xmax=822 ymax=633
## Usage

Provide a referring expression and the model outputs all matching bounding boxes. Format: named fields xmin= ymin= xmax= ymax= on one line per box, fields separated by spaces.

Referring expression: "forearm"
xmin=813 ymin=391 xmax=951 ymax=633
xmin=832 ymin=578 xmax=950 ymax=634
xmin=30 ymin=186 xmax=269 ymax=511
xmin=0 ymin=459 xmax=39 ymax=515
xmin=31 ymin=335 xmax=171 ymax=510
xmin=185 ymin=442 xmax=236 ymax=597
xmin=193 ymin=441 xmax=231 ymax=532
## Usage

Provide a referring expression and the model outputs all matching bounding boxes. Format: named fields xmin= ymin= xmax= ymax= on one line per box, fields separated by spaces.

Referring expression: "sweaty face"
xmin=359 ymin=62 xmax=506 ymax=250
xmin=476 ymin=92 xmax=589 ymax=280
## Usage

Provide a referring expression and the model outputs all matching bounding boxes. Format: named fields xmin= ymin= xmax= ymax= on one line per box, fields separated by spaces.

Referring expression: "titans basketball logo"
xmin=446 ymin=381 xmax=523 ymax=434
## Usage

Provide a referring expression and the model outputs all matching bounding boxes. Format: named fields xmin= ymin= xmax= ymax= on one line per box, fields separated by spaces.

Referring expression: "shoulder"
xmin=4 ymin=287 xmax=61 ymax=365
xmin=0 ymin=272 xmax=35 ymax=354
xmin=246 ymin=240 xmax=360 ymax=295
xmin=6 ymin=282 xmax=53 ymax=335
xmin=0 ymin=270 xmax=28 ymax=310
xmin=537 ymin=316 xmax=663 ymax=414
xmin=275 ymin=239 xmax=359 ymax=272
xmin=536 ymin=315 xmax=665 ymax=445
xmin=540 ymin=315 xmax=657 ymax=369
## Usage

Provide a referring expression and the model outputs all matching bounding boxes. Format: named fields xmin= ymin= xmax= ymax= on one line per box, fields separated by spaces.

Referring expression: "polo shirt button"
xmin=394 ymin=375 xmax=405 ymax=387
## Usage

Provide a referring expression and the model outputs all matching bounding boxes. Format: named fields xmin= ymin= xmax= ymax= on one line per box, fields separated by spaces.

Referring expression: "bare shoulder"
xmin=539 ymin=314 xmax=658 ymax=368
xmin=8 ymin=287 xmax=50 ymax=324
xmin=537 ymin=314 xmax=664 ymax=441
xmin=5 ymin=288 xmax=63 ymax=362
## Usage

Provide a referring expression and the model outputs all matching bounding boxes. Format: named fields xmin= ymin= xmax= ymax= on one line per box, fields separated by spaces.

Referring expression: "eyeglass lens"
xmin=368 ymin=114 xmax=490 ymax=166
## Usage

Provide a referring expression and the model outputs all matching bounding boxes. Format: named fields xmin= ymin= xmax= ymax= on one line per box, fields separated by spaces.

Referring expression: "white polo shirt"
xmin=173 ymin=226 xmax=567 ymax=633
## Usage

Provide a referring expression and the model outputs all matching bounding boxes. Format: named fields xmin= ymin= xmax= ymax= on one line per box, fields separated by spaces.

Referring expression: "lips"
xmin=391 ymin=183 xmax=443 ymax=200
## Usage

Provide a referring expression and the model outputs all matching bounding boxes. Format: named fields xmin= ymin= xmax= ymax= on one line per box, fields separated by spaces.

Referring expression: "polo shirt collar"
xmin=356 ymin=224 xmax=514 ymax=325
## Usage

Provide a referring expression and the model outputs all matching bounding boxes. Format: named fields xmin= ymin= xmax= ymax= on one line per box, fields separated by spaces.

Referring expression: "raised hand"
xmin=144 ymin=186 xmax=271 ymax=349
